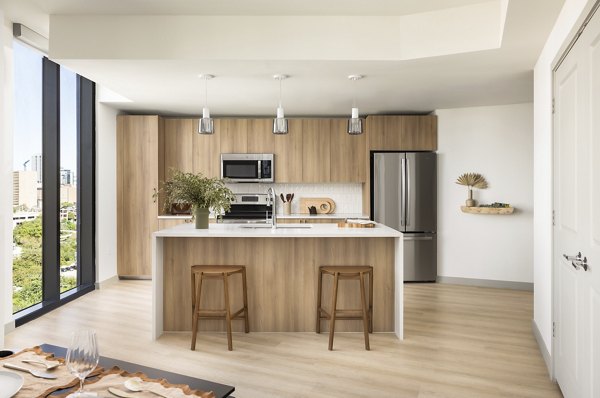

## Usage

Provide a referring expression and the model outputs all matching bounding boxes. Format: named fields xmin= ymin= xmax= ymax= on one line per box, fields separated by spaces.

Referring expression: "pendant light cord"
xmin=204 ymin=76 xmax=209 ymax=110
xmin=278 ymin=77 xmax=283 ymax=109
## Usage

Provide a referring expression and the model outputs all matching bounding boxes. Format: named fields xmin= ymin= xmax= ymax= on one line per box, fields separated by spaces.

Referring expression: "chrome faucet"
xmin=267 ymin=187 xmax=277 ymax=229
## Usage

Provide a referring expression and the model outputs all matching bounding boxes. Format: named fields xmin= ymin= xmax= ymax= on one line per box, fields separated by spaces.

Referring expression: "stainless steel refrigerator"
xmin=371 ymin=152 xmax=437 ymax=282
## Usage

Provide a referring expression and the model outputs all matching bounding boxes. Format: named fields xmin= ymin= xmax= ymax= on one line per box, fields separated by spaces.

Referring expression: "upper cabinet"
xmin=330 ymin=119 xmax=366 ymax=183
xmin=302 ymin=119 xmax=331 ymax=183
xmin=192 ymin=119 xmax=221 ymax=178
xmin=220 ymin=118 xmax=248 ymax=154
xmin=163 ymin=118 xmax=194 ymax=178
xmin=367 ymin=115 xmax=437 ymax=151
xmin=273 ymin=119 xmax=303 ymax=183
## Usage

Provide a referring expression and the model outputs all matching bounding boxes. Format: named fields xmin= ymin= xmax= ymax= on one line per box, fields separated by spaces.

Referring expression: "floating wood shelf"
xmin=461 ymin=206 xmax=515 ymax=215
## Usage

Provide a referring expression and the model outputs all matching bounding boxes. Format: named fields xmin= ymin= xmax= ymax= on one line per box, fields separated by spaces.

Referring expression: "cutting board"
xmin=299 ymin=197 xmax=336 ymax=214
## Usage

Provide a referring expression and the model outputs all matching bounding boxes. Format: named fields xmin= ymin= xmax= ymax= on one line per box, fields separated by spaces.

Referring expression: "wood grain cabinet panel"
xmin=367 ymin=115 xmax=437 ymax=151
xmin=117 ymin=115 xmax=161 ymax=278
xmin=219 ymin=119 xmax=248 ymax=154
xmin=302 ymin=119 xmax=331 ymax=183
xmin=330 ymin=119 xmax=366 ymax=182
xmin=163 ymin=118 xmax=194 ymax=178
xmin=192 ymin=119 xmax=221 ymax=178
xmin=247 ymin=119 xmax=274 ymax=153
xmin=274 ymin=119 xmax=303 ymax=182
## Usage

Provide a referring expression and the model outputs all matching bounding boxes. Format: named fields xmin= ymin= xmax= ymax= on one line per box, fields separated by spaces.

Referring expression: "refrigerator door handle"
xmin=400 ymin=157 xmax=406 ymax=227
xmin=404 ymin=236 xmax=434 ymax=241
xmin=405 ymin=156 xmax=410 ymax=227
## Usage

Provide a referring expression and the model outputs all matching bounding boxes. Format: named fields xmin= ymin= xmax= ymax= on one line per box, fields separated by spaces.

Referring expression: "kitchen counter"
xmin=154 ymin=222 xmax=400 ymax=238
xmin=152 ymin=223 xmax=403 ymax=340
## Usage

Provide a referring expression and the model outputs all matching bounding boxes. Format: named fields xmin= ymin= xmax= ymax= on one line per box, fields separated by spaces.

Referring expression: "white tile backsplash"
xmin=225 ymin=183 xmax=363 ymax=214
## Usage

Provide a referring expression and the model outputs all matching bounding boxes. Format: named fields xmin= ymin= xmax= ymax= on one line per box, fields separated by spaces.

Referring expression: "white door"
xmin=553 ymin=6 xmax=600 ymax=398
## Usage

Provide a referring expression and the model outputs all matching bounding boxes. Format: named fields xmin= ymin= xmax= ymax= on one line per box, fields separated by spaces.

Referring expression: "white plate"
xmin=0 ymin=370 xmax=24 ymax=398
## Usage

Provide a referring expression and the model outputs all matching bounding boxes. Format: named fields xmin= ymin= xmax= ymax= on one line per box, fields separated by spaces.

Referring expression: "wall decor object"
xmin=455 ymin=172 xmax=488 ymax=207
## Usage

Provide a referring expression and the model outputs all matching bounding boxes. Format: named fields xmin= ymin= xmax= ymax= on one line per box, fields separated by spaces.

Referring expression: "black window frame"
xmin=14 ymin=57 xmax=96 ymax=325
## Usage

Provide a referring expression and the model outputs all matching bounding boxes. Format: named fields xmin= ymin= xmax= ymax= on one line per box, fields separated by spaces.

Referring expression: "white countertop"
xmin=153 ymin=222 xmax=402 ymax=238
xmin=157 ymin=213 xmax=369 ymax=220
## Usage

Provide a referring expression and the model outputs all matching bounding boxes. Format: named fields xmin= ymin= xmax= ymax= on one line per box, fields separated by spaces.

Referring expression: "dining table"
xmin=37 ymin=343 xmax=235 ymax=398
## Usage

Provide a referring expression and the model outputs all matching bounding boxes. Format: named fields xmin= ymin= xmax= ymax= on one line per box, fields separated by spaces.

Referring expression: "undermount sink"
xmin=238 ymin=225 xmax=312 ymax=229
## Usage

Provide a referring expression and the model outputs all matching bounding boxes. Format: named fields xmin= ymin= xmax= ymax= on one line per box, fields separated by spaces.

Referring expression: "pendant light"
xmin=198 ymin=74 xmax=215 ymax=134
xmin=347 ymin=74 xmax=364 ymax=135
xmin=273 ymin=74 xmax=289 ymax=134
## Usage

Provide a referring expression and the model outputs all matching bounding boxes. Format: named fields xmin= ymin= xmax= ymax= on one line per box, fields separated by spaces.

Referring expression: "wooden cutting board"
xmin=299 ymin=197 xmax=336 ymax=214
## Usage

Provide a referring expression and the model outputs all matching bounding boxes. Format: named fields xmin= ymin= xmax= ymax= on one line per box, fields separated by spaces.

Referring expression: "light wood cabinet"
xmin=192 ymin=119 xmax=221 ymax=178
xmin=366 ymin=115 xmax=437 ymax=151
xmin=274 ymin=119 xmax=303 ymax=182
xmin=301 ymin=119 xmax=331 ymax=183
xmin=163 ymin=118 xmax=194 ymax=179
xmin=247 ymin=119 xmax=274 ymax=153
xmin=117 ymin=115 xmax=162 ymax=278
xmin=330 ymin=119 xmax=366 ymax=182
xmin=220 ymin=119 xmax=248 ymax=153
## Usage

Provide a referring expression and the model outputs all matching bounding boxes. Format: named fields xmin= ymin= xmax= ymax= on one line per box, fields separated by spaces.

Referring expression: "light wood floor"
xmin=5 ymin=281 xmax=562 ymax=398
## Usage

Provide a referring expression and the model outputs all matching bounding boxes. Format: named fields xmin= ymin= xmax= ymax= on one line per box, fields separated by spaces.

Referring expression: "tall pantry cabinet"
xmin=116 ymin=115 xmax=163 ymax=278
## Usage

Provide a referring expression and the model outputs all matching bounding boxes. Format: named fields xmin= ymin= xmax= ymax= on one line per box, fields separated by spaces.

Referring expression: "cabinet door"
xmin=367 ymin=115 xmax=437 ymax=151
xmin=193 ymin=119 xmax=221 ymax=178
xmin=274 ymin=119 xmax=303 ymax=182
xmin=247 ymin=119 xmax=274 ymax=153
xmin=302 ymin=119 xmax=331 ymax=182
xmin=330 ymin=119 xmax=366 ymax=182
xmin=220 ymin=119 xmax=248 ymax=154
xmin=164 ymin=118 xmax=194 ymax=178
xmin=117 ymin=115 xmax=159 ymax=278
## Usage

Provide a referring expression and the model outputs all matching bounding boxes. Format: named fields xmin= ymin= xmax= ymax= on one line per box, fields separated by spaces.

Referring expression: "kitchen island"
xmin=152 ymin=223 xmax=403 ymax=340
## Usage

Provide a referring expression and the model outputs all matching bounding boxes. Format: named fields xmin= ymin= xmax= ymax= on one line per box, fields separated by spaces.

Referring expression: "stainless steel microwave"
xmin=220 ymin=154 xmax=274 ymax=182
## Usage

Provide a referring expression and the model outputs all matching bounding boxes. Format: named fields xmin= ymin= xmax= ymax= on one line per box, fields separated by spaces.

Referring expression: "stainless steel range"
xmin=219 ymin=193 xmax=273 ymax=223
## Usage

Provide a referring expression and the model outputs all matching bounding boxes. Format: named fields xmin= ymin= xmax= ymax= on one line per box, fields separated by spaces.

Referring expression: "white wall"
xmin=533 ymin=0 xmax=593 ymax=359
xmin=436 ymin=103 xmax=533 ymax=283
xmin=95 ymin=92 xmax=119 ymax=284
xmin=0 ymin=13 xmax=14 ymax=347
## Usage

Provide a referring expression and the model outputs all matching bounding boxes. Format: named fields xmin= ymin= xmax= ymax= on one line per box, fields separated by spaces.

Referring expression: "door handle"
xmin=563 ymin=252 xmax=581 ymax=261
xmin=404 ymin=236 xmax=434 ymax=241
xmin=571 ymin=257 xmax=589 ymax=272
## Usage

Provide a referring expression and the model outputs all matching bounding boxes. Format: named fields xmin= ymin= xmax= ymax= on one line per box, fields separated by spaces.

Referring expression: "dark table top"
xmin=40 ymin=343 xmax=235 ymax=398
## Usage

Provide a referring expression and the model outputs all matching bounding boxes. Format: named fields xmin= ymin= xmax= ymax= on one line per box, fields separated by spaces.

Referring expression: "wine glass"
xmin=66 ymin=330 xmax=99 ymax=397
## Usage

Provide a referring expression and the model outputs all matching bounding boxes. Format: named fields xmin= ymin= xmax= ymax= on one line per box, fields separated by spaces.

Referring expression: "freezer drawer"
xmin=404 ymin=233 xmax=437 ymax=282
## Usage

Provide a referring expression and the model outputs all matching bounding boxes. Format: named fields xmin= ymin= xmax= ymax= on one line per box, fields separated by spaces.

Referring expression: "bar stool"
xmin=191 ymin=265 xmax=249 ymax=351
xmin=316 ymin=265 xmax=373 ymax=351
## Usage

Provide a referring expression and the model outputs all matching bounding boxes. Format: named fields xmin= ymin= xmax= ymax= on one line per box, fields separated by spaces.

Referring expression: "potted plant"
xmin=159 ymin=170 xmax=234 ymax=229
xmin=455 ymin=172 xmax=488 ymax=207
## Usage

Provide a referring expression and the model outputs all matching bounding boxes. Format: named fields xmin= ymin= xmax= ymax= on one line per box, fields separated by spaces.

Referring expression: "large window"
xmin=12 ymin=40 xmax=96 ymax=322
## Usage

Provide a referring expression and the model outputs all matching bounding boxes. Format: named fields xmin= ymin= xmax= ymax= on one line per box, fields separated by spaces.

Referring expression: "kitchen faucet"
xmin=267 ymin=187 xmax=277 ymax=229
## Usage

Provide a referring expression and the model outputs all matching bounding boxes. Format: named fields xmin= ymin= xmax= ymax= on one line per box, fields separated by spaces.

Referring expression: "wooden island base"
xmin=161 ymin=237 xmax=395 ymax=333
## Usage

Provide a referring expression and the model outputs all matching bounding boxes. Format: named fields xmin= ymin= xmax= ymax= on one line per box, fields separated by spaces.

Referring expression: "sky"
xmin=13 ymin=41 xmax=78 ymax=177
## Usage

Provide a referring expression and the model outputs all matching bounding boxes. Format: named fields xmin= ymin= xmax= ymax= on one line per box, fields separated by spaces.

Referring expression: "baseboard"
xmin=436 ymin=276 xmax=533 ymax=291
xmin=4 ymin=320 xmax=15 ymax=335
xmin=94 ymin=275 xmax=119 ymax=289
xmin=532 ymin=319 xmax=553 ymax=378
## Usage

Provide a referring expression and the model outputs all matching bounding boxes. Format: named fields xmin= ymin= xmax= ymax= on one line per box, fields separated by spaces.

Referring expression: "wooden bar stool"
xmin=316 ymin=265 xmax=373 ymax=351
xmin=191 ymin=265 xmax=249 ymax=351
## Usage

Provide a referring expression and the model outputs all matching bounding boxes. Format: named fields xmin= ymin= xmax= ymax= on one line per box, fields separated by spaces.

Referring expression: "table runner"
xmin=0 ymin=346 xmax=103 ymax=398
xmin=55 ymin=367 xmax=215 ymax=398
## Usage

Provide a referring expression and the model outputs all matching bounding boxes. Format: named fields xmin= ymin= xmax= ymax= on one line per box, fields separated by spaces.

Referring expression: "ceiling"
xmin=1 ymin=0 xmax=564 ymax=116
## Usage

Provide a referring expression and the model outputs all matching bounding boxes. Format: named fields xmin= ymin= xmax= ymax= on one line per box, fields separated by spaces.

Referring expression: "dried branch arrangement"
xmin=455 ymin=173 xmax=489 ymax=189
